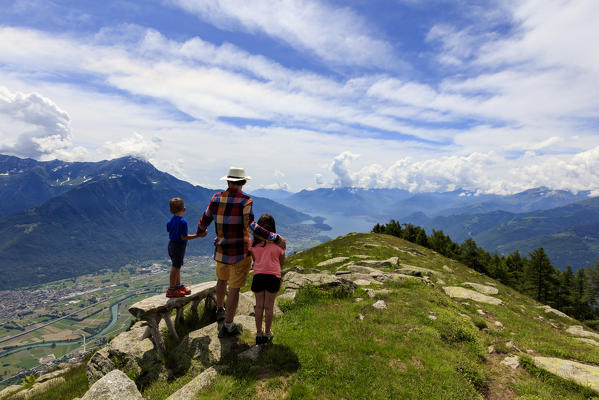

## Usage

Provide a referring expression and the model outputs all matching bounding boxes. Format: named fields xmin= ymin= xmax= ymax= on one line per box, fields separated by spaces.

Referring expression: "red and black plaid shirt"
xmin=196 ymin=188 xmax=279 ymax=264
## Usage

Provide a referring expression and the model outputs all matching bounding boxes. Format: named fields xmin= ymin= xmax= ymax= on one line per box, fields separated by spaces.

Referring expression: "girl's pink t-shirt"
xmin=249 ymin=242 xmax=284 ymax=278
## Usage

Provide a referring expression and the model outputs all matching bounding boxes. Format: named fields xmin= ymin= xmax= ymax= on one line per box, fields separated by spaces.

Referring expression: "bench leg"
xmin=191 ymin=299 xmax=201 ymax=320
xmin=147 ymin=316 xmax=166 ymax=356
xmin=162 ymin=311 xmax=180 ymax=342
xmin=175 ymin=307 xmax=184 ymax=329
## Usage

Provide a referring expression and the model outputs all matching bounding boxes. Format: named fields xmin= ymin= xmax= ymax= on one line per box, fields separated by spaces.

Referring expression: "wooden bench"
xmin=128 ymin=281 xmax=217 ymax=355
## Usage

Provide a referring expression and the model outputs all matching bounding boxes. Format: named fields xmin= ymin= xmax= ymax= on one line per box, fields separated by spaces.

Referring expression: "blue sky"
xmin=0 ymin=0 xmax=598 ymax=194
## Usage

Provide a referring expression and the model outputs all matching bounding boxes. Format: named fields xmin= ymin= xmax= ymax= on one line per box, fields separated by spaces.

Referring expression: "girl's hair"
xmin=252 ymin=213 xmax=276 ymax=247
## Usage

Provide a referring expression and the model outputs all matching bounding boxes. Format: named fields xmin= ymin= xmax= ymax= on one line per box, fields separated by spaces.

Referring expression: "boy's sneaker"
xmin=218 ymin=322 xmax=243 ymax=338
xmin=216 ymin=307 xmax=226 ymax=323
xmin=166 ymin=288 xmax=184 ymax=298
xmin=178 ymin=284 xmax=191 ymax=295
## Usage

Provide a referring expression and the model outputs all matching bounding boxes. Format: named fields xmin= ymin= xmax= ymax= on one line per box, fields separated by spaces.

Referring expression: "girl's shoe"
xmin=264 ymin=332 xmax=274 ymax=344
xmin=255 ymin=334 xmax=265 ymax=345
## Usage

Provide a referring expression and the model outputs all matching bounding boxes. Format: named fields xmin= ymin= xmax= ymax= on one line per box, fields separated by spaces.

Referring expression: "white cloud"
xmin=102 ymin=133 xmax=160 ymax=160
xmin=0 ymin=86 xmax=72 ymax=158
xmin=323 ymin=147 xmax=599 ymax=194
xmin=168 ymin=0 xmax=397 ymax=68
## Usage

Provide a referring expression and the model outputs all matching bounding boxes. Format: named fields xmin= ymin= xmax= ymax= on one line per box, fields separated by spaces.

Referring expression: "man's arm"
xmin=244 ymin=198 xmax=286 ymax=249
xmin=196 ymin=194 xmax=217 ymax=234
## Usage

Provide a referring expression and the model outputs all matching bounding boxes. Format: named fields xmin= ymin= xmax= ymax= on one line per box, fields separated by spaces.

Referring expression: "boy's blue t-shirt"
xmin=167 ymin=216 xmax=188 ymax=242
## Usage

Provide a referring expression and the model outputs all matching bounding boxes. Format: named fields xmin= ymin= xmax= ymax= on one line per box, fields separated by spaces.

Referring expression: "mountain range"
xmin=255 ymin=186 xmax=598 ymax=270
xmin=0 ymin=155 xmax=323 ymax=289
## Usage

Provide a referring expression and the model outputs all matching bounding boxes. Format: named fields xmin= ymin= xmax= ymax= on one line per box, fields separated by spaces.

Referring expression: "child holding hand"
xmin=249 ymin=214 xmax=285 ymax=345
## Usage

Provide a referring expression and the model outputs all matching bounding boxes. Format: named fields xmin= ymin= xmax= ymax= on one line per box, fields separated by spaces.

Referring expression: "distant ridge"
xmin=0 ymin=155 xmax=318 ymax=289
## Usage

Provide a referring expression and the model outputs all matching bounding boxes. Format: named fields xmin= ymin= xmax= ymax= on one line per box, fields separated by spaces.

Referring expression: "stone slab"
xmin=81 ymin=370 xmax=143 ymax=400
xmin=443 ymin=286 xmax=503 ymax=305
xmin=316 ymin=257 xmax=349 ymax=267
xmin=462 ymin=282 xmax=499 ymax=295
xmin=129 ymin=281 xmax=217 ymax=319
xmin=166 ymin=367 xmax=218 ymax=400
xmin=534 ymin=356 xmax=599 ymax=392
xmin=567 ymin=325 xmax=599 ymax=340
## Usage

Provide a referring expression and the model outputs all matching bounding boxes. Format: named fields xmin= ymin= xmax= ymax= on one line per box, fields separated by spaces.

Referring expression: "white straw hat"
xmin=220 ymin=166 xmax=252 ymax=181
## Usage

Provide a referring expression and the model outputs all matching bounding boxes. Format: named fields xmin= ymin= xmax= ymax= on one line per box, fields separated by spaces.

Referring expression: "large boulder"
xmin=283 ymin=271 xmax=356 ymax=291
xmin=462 ymin=282 xmax=499 ymax=295
xmin=443 ymin=286 xmax=503 ymax=306
xmin=87 ymin=321 xmax=162 ymax=386
xmin=11 ymin=377 xmax=65 ymax=400
xmin=81 ymin=369 xmax=144 ymax=400
xmin=396 ymin=265 xmax=442 ymax=278
xmin=566 ymin=325 xmax=599 ymax=340
xmin=236 ymin=292 xmax=282 ymax=317
xmin=171 ymin=315 xmax=256 ymax=374
xmin=165 ymin=367 xmax=218 ymax=400
xmin=533 ymin=356 xmax=599 ymax=392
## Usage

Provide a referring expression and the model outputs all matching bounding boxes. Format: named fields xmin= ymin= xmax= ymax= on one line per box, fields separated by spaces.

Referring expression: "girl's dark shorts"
xmin=168 ymin=240 xmax=187 ymax=268
xmin=251 ymin=274 xmax=281 ymax=293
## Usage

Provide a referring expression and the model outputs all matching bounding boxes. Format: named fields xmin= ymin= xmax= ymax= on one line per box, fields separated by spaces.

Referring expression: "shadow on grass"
xmin=219 ymin=343 xmax=300 ymax=381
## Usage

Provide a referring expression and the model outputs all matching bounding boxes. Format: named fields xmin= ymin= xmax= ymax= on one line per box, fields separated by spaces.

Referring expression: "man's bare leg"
xmin=216 ymin=279 xmax=227 ymax=308
xmin=225 ymin=287 xmax=240 ymax=323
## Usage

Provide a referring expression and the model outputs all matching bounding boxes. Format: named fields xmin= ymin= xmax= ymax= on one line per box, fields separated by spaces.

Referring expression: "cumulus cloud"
xmin=168 ymin=0 xmax=397 ymax=68
xmin=0 ymin=86 xmax=72 ymax=158
xmin=330 ymin=151 xmax=360 ymax=187
xmin=102 ymin=133 xmax=160 ymax=160
xmin=325 ymin=148 xmax=599 ymax=195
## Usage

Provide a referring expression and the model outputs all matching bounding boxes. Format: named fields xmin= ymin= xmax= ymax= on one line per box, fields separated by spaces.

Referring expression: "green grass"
xmin=24 ymin=233 xmax=599 ymax=399
xmin=24 ymin=362 xmax=89 ymax=400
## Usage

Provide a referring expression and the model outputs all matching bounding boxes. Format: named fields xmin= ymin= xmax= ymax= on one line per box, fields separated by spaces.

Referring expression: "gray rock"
xmin=346 ymin=265 xmax=385 ymax=275
xmin=566 ymin=325 xmax=599 ymax=340
xmin=575 ymin=337 xmax=599 ymax=346
xmin=238 ymin=345 xmax=262 ymax=361
xmin=442 ymin=286 xmax=503 ymax=305
xmin=538 ymin=305 xmax=572 ymax=319
xmin=236 ymin=291 xmax=282 ymax=317
xmin=166 ymin=367 xmax=218 ymax=400
xmin=372 ymin=300 xmax=387 ymax=309
xmin=172 ymin=315 xmax=256 ymax=373
xmin=500 ymin=356 xmax=520 ymax=369
xmin=37 ymin=368 xmax=69 ymax=383
xmin=283 ymin=271 xmax=356 ymax=292
xmin=461 ymin=282 xmax=499 ymax=295
xmin=0 ymin=385 xmax=21 ymax=398
xmin=442 ymin=265 xmax=453 ymax=273
xmin=276 ymin=290 xmax=297 ymax=302
xmin=355 ymin=257 xmax=399 ymax=269
xmin=12 ymin=377 xmax=65 ymax=400
xmin=87 ymin=321 xmax=162 ymax=386
xmin=533 ymin=356 xmax=599 ymax=391
xmin=316 ymin=257 xmax=349 ymax=267
xmin=81 ymin=370 xmax=143 ymax=400
xmin=365 ymin=289 xmax=391 ymax=299
xmin=395 ymin=265 xmax=441 ymax=277
xmin=354 ymin=279 xmax=376 ymax=286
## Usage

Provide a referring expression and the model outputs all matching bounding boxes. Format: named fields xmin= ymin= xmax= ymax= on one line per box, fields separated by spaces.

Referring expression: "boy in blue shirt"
xmin=166 ymin=198 xmax=205 ymax=297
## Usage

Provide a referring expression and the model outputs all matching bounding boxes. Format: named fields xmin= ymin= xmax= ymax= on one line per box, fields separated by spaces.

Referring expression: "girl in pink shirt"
xmin=249 ymin=214 xmax=285 ymax=345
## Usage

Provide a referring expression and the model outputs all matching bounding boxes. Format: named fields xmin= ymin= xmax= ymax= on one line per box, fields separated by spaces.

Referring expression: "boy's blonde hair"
xmin=169 ymin=197 xmax=185 ymax=214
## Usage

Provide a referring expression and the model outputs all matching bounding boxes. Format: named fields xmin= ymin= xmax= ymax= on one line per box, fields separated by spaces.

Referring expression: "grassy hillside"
xmin=25 ymin=233 xmax=599 ymax=399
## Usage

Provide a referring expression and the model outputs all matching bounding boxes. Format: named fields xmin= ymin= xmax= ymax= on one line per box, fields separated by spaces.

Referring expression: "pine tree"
xmin=524 ymin=248 xmax=557 ymax=304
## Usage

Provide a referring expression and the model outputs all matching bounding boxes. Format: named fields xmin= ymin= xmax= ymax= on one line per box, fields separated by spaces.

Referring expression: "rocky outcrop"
xmin=316 ymin=257 xmax=349 ymax=267
xmin=81 ymin=369 xmax=144 ymax=400
xmin=11 ymin=377 xmax=65 ymax=400
xmin=395 ymin=265 xmax=441 ymax=278
xmin=538 ymin=305 xmax=571 ymax=319
xmin=354 ymin=257 xmax=399 ymax=269
xmin=566 ymin=325 xmax=599 ymax=340
xmin=87 ymin=321 xmax=162 ymax=386
xmin=0 ymin=385 xmax=21 ymax=398
xmin=533 ymin=356 xmax=599 ymax=391
xmin=165 ymin=367 xmax=219 ymax=400
xmin=171 ymin=315 xmax=257 ymax=374
xmin=283 ymin=271 xmax=356 ymax=291
xmin=461 ymin=282 xmax=499 ymax=295
xmin=443 ymin=286 xmax=503 ymax=305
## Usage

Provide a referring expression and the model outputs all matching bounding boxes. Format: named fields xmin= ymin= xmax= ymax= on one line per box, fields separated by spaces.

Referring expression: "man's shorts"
xmin=215 ymin=256 xmax=252 ymax=288
xmin=251 ymin=274 xmax=281 ymax=293
xmin=168 ymin=240 xmax=187 ymax=268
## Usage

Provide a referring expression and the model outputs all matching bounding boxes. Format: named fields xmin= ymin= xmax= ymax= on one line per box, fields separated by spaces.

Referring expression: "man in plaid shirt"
xmin=197 ymin=167 xmax=286 ymax=337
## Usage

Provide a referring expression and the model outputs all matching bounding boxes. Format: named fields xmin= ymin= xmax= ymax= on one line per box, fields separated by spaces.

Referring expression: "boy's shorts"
xmin=168 ymin=240 xmax=187 ymax=268
xmin=251 ymin=273 xmax=281 ymax=293
xmin=215 ymin=256 xmax=252 ymax=288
